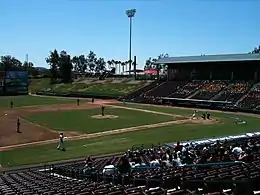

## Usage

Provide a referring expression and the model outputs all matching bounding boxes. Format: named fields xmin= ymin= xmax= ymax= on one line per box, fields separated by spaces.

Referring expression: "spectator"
xmin=117 ymin=156 xmax=131 ymax=174
xmin=103 ymin=162 xmax=117 ymax=176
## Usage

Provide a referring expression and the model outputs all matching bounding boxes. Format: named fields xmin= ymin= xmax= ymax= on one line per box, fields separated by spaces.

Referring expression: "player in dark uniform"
xmin=77 ymin=98 xmax=80 ymax=106
xmin=10 ymin=101 xmax=14 ymax=108
xmin=101 ymin=105 xmax=105 ymax=116
xmin=17 ymin=118 xmax=21 ymax=133
xmin=202 ymin=113 xmax=206 ymax=120
xmin=207 ymin=112 xmax=211 ymax=119
xmin=92 ymin=98 xmax=95 ymax=103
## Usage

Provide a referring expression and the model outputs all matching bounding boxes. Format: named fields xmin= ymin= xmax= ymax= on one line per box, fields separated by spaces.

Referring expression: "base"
xmin=91 ymin=114 xmax=119 ymax=119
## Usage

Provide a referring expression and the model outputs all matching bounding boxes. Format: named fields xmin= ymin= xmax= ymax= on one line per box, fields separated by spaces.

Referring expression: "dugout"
xmin=154 ymin=53 xmax=260 ymax=81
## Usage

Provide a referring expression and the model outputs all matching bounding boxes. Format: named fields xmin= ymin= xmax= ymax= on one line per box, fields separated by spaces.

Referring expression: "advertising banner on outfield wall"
xmin=5 ymin=71 xmax=28 ymax=87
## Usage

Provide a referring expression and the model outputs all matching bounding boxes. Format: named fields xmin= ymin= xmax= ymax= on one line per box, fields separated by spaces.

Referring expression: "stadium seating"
xmin=145 ymin=82 xmax=187 ymax=98
xmin=169 ymin=81 xmax=205 ymax=98
xmin=238 ymin=83 xmax=260 ymax=110
xmin=191 ymin=81 xmax=228 ymax=100
xmin=2 ymin=136 xmax=259 ymax=194
xmin=123 ymin=81 xmax=163 ymax=101
xmin=213 ymin=81 xmax=252 ymax=103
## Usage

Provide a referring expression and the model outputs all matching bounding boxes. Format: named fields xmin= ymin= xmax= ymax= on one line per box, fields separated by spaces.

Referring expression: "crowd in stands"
xmin=2 ymin=136 xmax=260 ymax=194
xmin=169 ymin=81 xmax=203 ymax=98
xmin=1 ymin=136 xmax=260 ymax=194
xmin=239 ymin=83 xmax=260 ymax=110
xmin=214 ymin=81 xmax=252 ymax=103
xmin=192 ymin=81 xmax=227 ymax=100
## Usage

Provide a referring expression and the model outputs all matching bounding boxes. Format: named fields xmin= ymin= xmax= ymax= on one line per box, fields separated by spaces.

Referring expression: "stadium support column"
xmin=126 ymin=9 xmax=136 ymax=76
xmin=134 ymin=56 xmax=137 ymax=79
xmin=157 ymin=64 xmax=160 ymax=80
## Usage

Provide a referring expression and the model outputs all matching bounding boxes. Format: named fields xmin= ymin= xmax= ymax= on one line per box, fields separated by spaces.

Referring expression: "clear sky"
xmin=0 ymin=0 xmax=259 ymax=70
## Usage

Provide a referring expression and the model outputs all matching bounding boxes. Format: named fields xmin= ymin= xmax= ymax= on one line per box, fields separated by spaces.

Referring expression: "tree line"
xmin=0 ymin=49 xmax=167 ymax=83
xmin=0 ymin=46 xmax=259 ymax=83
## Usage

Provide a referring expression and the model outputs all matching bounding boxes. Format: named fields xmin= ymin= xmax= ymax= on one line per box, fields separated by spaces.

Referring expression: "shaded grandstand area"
xmin=123 ymin=53 xmax=260 ymax=113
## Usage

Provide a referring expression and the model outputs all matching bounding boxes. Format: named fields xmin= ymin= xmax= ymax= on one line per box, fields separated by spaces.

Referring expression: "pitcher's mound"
xmin=91 ymin=114 xmax=119 ymax=119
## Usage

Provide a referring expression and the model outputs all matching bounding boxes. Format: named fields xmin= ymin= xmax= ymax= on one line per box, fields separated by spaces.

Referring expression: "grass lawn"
xmin=23 ymin=108 xmax=173 ymax=133
xmin=30 ymin=78 xmax=147 ymax=96
xmin=2 ymin=104 xmax=260 ymax=167
xmin=0 ymin=96 xmax=75 ymax=108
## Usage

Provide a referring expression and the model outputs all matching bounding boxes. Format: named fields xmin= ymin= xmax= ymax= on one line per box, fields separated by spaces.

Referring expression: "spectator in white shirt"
xmin=150 ymin=155 xmax=160 ymax=168
xmin=103 ymin=164 xmax=116 ymax=176
xmin=232 ymin=146 xmax=243 ymax=156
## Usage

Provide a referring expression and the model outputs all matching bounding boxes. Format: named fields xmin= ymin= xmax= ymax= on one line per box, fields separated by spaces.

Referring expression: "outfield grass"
xmin=24 ymin=108 xmax=173 ymax=133
xmin=1 ymin=104 xmax=260 ymax=167
xmin=0 ymin=96 xmax=75 ymax=108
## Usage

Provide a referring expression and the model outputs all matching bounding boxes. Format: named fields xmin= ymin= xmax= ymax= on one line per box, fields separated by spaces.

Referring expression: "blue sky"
xmin=0 ymin=0 xmax=259 ymax=70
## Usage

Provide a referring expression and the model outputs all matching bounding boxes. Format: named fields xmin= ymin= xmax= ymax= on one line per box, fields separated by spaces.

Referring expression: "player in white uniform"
xmin=57 ymin=133 xmax=65 ymax=151
xmin=191 ymin=110 xmax=198 ymax=119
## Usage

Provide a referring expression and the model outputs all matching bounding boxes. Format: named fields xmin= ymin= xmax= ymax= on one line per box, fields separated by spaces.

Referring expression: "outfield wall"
xmin=0 ymin=71 xmax=29 ymax=96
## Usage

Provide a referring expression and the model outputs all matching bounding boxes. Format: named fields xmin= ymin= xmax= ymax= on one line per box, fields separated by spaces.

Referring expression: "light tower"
xmin=125 ymin=9 xmax=136 ymax=75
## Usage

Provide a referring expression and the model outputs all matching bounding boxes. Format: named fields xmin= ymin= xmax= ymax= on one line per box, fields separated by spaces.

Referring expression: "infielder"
xmin=57 ymin=133 xmax=65 ymax=151
xmin=191 ymin=110 xmax=198 ymax=119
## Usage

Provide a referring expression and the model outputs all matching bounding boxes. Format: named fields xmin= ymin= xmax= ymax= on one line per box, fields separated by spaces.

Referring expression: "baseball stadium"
xmin=1 ymin=53 xmax=260 ymax=195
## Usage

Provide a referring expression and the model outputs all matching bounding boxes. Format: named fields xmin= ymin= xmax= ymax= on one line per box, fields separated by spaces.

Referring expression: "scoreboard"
xmin=0 ymin=71 xmax=28 ymax=95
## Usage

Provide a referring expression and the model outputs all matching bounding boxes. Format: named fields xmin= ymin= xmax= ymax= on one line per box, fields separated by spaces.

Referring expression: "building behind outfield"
xmin=155 ymin=53 xmax=260 ymax=81
xmin=0 ymin=71 xmax=28 ymax=95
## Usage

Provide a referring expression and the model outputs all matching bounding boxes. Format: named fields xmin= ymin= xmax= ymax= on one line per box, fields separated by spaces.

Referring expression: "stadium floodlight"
xmin=125 ymin=9 xmax=136 ymax=75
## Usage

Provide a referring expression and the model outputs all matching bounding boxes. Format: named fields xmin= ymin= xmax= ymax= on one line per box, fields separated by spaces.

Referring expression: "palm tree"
xmin=117 ymin=61 xmax=121 ymax=74
xmin=107 ymin=60 xmax=112 ymax=69
xmin=115 ymin=61 xmax=120 ymax=74
xmin=121 ymin=62 xmax=126 ymax=74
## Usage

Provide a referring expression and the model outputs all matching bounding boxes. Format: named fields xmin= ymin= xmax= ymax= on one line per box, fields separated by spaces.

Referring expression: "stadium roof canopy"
xmin=154 ymin=53 xmax=260 ymax=64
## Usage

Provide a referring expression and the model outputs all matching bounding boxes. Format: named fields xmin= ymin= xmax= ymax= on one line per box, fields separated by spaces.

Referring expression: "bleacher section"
xmin=239 ymin=83 xmax=260 ymax=110
xmin=214 ymin=81 xmax=252 ymax=103
xmin=2 ymin=135 xmax=260 ymax=194
xmin=123 ymin=81 xmax=163 ymax=100
xmin=191 ymin=81 xmax=228 ymax=100
xmin=145 ymin=82 xmax=187 ymax=98
xmin=122 ymin=80 xmax=260 ymax=111
xmin=169 ymin=81 xmax=203 ymax=98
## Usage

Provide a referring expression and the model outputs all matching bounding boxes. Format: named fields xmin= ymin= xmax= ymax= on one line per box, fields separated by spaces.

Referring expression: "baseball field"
xmin=0 ymin=95 xmax=260 ymax=168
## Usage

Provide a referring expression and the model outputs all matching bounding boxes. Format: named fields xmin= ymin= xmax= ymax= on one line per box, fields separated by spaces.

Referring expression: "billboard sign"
xmin=5 ymin=71 xmax=28 ymax=87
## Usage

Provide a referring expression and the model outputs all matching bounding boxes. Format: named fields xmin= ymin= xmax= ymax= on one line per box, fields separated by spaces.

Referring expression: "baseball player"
xmin=191 ymin=110 xmax=198 ymax=119
xmin=101 ymin=105 xmax=105 ymax=116
xmin=17 ymin=118 xmax=21 ymax=133
xmin=57 ymin=133 xmax=65 ymax=151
